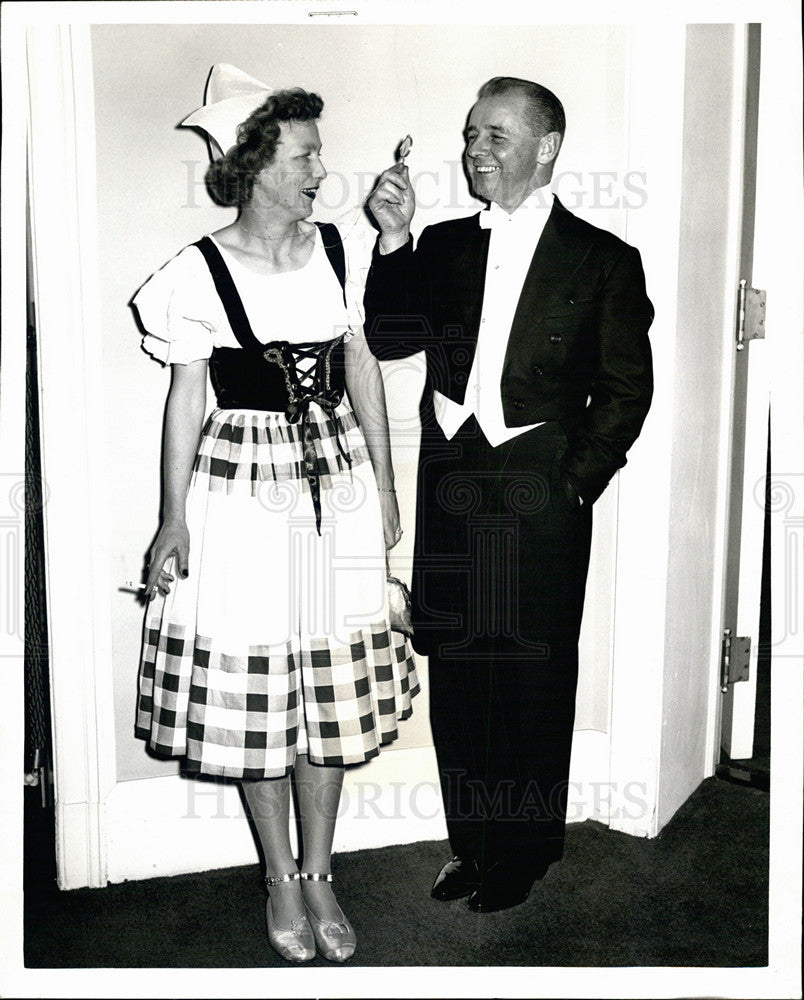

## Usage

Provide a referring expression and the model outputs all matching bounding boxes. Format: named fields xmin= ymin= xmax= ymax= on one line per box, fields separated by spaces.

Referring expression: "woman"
xmin=133 ymin=65 xmax=418 ymax=964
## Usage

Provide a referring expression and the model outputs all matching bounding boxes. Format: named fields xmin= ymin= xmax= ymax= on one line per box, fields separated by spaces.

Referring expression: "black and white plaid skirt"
xmin=136 ymin=399 xmax=419 ymax=780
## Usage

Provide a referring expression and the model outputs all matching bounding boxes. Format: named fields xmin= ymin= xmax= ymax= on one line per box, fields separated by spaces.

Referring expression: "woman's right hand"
xmin=368 ymin=163 xmax=415 ymax=252
xmin=145 ymin=520 xmax=190 ymax=598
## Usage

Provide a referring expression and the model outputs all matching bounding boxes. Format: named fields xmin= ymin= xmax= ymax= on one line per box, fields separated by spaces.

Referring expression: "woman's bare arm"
xmin=145 ymin=359 xmax=208 ymax=596
xmin=343 ymin=331 xmax=401 ymax=550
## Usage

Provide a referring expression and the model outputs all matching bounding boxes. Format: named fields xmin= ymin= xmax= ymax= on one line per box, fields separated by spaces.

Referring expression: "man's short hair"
xmin=477 ymin=77 xmax=566 ymax=139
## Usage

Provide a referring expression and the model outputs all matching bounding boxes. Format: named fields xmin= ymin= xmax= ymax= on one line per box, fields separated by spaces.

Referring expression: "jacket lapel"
xmin=451 ymin=216 xmax=491 ymax=336
xmin=512 ymin=198 xmax=594 ymax=327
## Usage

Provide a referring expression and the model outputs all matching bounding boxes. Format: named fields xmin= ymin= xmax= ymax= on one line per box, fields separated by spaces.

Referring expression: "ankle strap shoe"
xmin=300 ymin=872 xmax=356 ymax=962
xmin=264 ymin=872 xmax=315 ymax=963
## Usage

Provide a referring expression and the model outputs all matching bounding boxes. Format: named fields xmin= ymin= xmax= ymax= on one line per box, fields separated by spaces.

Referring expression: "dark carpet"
xmin=24 ymin=776 xmax=768 ymax=968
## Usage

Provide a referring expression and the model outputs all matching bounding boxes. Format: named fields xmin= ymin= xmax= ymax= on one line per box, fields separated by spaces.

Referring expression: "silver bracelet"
xmin=377 ymin=487 xmax=396 ymax=493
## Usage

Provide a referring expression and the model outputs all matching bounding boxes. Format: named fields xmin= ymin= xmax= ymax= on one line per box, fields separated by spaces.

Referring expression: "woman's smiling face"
xmin=251 ymin=120 xmax=327 ymax=220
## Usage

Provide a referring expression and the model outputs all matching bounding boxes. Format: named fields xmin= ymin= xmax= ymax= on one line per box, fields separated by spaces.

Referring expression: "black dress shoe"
xmin=430 ymin=856 xmax=480 ymax=901
xmin=466 ymin=859 xmax=550 ymax=913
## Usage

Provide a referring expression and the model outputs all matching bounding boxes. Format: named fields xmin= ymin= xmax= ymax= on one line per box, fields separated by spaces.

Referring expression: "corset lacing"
xmin=262 ymin=336 xmax=351 ymax=533
xmin=191 ymin=227 xmax=353 ymax=535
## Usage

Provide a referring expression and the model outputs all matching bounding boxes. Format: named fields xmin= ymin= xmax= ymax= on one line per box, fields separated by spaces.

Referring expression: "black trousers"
xmin=413 ymin=414 xmax=593 ymax=869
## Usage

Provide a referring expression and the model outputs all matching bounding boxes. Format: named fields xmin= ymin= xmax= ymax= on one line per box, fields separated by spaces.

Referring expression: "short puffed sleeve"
xmin=132 ymin=244 xmax=223 ymax=365
xmin=335 ymin=210 xmax=377 ymax=331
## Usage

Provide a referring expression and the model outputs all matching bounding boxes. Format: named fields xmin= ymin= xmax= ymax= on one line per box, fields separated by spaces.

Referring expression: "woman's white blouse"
xmin=133 ymin=222 xmax=370 ymax=365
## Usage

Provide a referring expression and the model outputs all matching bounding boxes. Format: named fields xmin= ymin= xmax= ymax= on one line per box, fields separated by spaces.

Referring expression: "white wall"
xmin=90 ymin=22 xmax=634 ymax=784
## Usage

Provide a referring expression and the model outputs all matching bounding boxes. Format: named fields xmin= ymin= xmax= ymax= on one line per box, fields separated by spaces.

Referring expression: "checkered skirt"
xmin=136 ymin=399 xmax=419 ymax=779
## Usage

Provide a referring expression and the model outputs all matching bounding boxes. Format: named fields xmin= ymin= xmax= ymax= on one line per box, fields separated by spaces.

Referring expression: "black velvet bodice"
xmin=192 ymin=223 xmax=351 ymax=532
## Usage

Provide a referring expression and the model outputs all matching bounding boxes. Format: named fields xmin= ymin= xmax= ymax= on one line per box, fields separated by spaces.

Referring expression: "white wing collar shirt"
xmin=434 ymin=184 xmax=554 ymax=446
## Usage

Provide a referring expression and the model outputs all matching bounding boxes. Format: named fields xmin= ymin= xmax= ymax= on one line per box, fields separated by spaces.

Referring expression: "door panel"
xmin=720 ymin=24 xmax=766 ymax=760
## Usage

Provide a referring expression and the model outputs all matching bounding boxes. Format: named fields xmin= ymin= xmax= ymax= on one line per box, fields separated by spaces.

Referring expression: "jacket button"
xmin=532 ymin=365 xmax=543 ymax=376
xmin=513 ymin=400 xmax=525 ymax=410
xmin=549 ymin=334 xmax=562 ymax=344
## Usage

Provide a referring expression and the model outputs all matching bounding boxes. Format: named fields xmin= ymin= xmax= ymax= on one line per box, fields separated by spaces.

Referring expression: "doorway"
xmin=716 ymin=23 xmax=770 ymax=778
xmin=24 ymin=193 xmax=57 ymax=897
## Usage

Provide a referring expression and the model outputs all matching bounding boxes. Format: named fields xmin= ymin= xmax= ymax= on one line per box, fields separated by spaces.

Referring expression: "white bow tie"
xmin=479 ymin=194 xmax=554 ymax=231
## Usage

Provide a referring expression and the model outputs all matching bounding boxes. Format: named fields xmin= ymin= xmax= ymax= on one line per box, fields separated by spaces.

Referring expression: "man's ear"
xmin=537 ymin=131 xmax=562 ymax=165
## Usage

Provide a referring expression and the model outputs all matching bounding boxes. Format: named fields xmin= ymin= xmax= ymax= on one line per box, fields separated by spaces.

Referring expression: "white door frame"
xmin=607 ymin=21 xmax=766 ymax=834
xmin=605 ymin=20 xmax=688 ymax=838
xmin=26 ymin=23 xmax=116 ymax=890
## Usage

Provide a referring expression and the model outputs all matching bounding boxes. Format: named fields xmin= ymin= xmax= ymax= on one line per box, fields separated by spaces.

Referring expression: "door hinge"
xmin=721 ymin=628 xmax=751 ymax=692
xmin=736 ymin=279 xmax=766 ymax=351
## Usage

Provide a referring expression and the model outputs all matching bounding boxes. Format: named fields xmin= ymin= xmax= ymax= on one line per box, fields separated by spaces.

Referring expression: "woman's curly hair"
xmin=205 ymin=88 xmax=324 ymax=208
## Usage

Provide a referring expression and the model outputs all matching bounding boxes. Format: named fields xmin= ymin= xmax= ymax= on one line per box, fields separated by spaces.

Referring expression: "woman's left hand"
xmin=379 ymin=488 xmax=403 ymax=549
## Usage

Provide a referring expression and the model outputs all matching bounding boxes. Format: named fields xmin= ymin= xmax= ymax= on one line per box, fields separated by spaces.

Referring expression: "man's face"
xmin=464 ymin=91 xmax=552 ymax=213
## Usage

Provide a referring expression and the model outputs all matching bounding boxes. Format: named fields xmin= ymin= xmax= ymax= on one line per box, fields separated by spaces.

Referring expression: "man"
xmin=364 ymin=77 xmax=653 ymax=912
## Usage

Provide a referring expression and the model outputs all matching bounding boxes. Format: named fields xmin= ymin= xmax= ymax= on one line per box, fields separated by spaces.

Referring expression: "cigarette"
xmin=398 ymin=134 xmax=412 ymax=162
xmin=120 ymin=581 xmax=147 ymax=593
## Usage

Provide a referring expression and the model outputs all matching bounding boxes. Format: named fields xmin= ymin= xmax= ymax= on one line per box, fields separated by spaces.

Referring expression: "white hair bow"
xmin=181 ymin=64 xmax=272 ymax=159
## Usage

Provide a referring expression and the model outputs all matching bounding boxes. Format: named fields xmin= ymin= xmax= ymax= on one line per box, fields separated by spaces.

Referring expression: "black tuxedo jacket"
xmin=363 ymin=197 xmax=654 ymax=505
